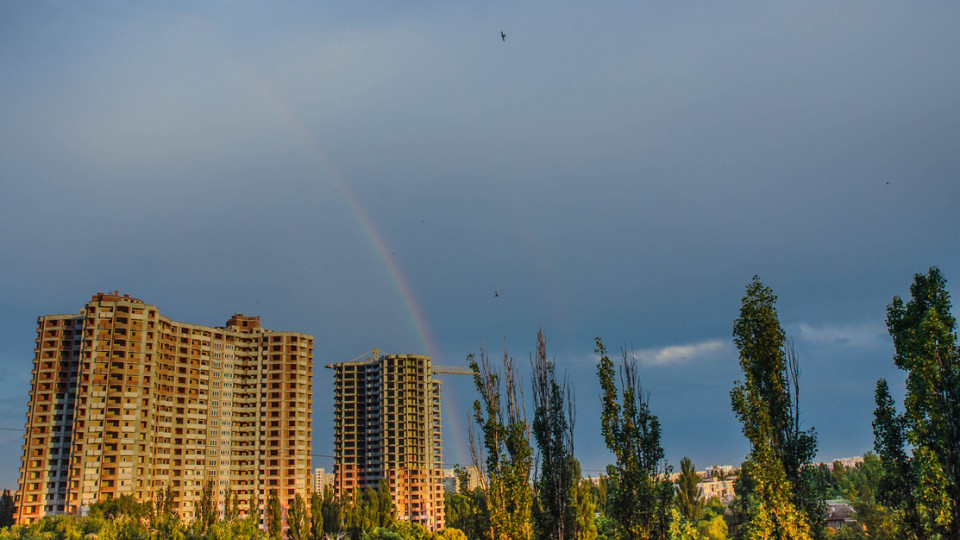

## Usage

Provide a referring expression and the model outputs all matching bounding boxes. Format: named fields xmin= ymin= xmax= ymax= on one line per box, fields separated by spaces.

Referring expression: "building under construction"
xmin=16 ymin=292 xmax=313 ymax=524
xmin=327 ymin=352 xmax=470 ymax=532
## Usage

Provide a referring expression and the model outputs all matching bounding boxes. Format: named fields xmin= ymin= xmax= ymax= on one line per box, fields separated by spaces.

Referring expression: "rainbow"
xmin=224 ymin=64 xmax=437 ymax=359
xmin=215 ymin=45 xmax=477 ymax=463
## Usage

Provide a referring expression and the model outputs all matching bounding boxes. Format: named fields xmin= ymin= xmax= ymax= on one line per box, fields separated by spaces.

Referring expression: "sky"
xmin=1 ymin=1 xmax=959 ymax=488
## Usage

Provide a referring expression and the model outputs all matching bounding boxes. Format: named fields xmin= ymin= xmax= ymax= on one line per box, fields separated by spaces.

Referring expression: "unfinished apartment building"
xmin=16 ymin=292 xmax=313 ymax=524
xmin=328 ymin=352 xmax=468 ymax=532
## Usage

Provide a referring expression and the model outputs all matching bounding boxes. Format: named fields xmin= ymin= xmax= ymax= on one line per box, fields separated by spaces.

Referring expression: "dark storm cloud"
xmin=1 ymin=1 xmax=958 ymax=485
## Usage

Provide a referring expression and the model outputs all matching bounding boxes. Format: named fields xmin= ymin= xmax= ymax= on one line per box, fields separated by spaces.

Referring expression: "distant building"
xmin=439 ymin=465 xmax=482 ymax=493
xmin=825 ymin=499 xmax=857 ymax=531
xmin=440 ymin=470 xmax=458 ymax=493
xmin=667 ymin=465 xmax=737 ymax=504
xmin=703 ymin=464 xmax=735 ymax=479
xmin=826 ymin=456 xmax=865 ymax=470
xmin=314 ymin=468 xmax=334 ymax=494
xmin=327 ymin=352 xmax=470 ymax=532
xmin=698 ymin=478 xmax=737 ymax=504
xmin=16 ymin=292 xmax=313 ymax=525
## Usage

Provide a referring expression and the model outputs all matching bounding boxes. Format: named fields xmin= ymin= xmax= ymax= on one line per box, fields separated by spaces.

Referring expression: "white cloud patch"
xmin=632 ymin=339 xmax=728 ymax=367
xmin=795 ymin=322 xmax=887 ymax=347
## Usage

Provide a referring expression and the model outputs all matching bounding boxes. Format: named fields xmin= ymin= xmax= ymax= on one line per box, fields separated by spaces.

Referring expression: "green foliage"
xmin=286 ymin=494 xmax=307 ymax=540
xmin=437 ymin=529 xmax=469 ymax=540
xmin=310 ymin=492 xmax=324 ymax=540
xmin=225 ymin=485 xmax=241 ymax=523
xmin=267 ymin=490 xmax=283 ymax=539
xmin=196 ymin=480 xmax=218 ymax=534
xmin=885 ymin=267 xmax=960 ymax=537
xmin=249 ymin=490 xmax=263 ymax=532
xmin=729 ymin=277 xmax=819 ymax=539
xmin=668 ymin=497 xmax=729 ymax=540
xmin=872 ymin=380 xmax=929 ymax=539
xmin=444 ymin=489 xmax=489 ymax=540
xmin=676 ymin=458 xmax=703 ymax=522
xmin=531 ymin=329 xmax=577 ymax=540
xmin=469 ymin=345 xmax=534 ymax=540
xmin=337 ymin=482 xmax=397 ymax=539
xmin=595 ymin=338 xmax=674 ymax=540
xmin=571 ymin=461 xmax=597 ymax=540
xmin=153 ymin=484 xmax=176 ymax=522
xmin=320 ymin=485 xmax=342 ymax=535
xmin=90 ymin=494 xmax=149 ymax=520
xmin=0 ymin=510 xmax=279 ymax=540
xmin=594 ymin=515 xmax=616 ymax=540
xmin=362 ymin=527 xmax=404 ymax=540
xmin=0 ymin=491 xmax=13 ymax=529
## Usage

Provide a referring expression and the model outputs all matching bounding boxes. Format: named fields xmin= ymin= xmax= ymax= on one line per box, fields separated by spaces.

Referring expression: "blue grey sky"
xmin=2 ymin=1 xmax=959 ymax=487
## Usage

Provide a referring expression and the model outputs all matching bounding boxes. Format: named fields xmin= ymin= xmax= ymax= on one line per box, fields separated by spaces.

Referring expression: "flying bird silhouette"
xmin=494 ymin=290 xmax=499 ymax=297
xmin=501 ymin=31 xmax=506 ymax=42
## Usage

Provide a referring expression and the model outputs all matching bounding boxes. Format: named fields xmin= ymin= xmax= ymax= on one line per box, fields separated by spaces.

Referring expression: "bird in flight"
xmin=494 ymin=290 xmax=499 ymax=298
xmin=501 ymin=31 xmax=506 ymax=42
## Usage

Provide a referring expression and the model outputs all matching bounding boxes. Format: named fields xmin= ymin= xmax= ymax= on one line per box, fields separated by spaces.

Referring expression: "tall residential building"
xmin=327 ymin=352 xmax=468 ymax=532
xmin=17 ymin=292 xmax=313 ymax=524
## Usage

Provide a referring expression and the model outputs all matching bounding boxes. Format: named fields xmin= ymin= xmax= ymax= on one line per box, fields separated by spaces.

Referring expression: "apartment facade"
xmin=327 ymin=353 xmax=446 ymax=531
xmin=17 ymin=292 xmax=313 ymax=524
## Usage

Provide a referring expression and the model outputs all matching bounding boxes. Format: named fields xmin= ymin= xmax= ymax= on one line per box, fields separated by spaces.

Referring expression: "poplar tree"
xmin=571 ymin=460 xmax=598 ymax=540
xmin=873 ymin=379 xmax=928 ymax=539
xmin=267 ymin=489 xmax=283 ymax=539
xmin=310 ymin=492 xmax=323 ymax=540
xmin=531 ymin=329 xmax=577 ymax=540
xmin=197 ymin=480 xmax=218 ymax=533
xmin=286 ymin=494 xmax=307 ymax=540
xmin=595 ymin=338 xmax=674 ymax=540
xmin=249 ymin=490 xmax=262 ymax=531
xmin=676 ymin=457 xmax=703 ymax=522
xmin=469 ymin=345 xmax=534 ymax=540
xmin=729 ymin=277 xmax=816 ymax=539
xmin=225 ymin=485 xmax=240 ymax=521
xmin=321 ymin=485 xmax=342 ymax=535
xmin=885 ymin=267 xmax=960 ymax=537
xmin=0 ymin=490 xmax=14 ymax=528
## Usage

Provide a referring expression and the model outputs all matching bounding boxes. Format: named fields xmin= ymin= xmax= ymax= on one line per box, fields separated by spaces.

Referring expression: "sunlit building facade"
xmin=327 ymin=353 xmax=453 ymax=531
xmin=16 ymin=292 xmax=313 ymax=524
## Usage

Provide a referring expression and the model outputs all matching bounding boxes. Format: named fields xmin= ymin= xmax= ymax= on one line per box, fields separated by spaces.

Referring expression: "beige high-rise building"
xmin=16 ymin=292 xmax=313 ymax=525
xmin=327 ymin=352 xmax=467 ymax=532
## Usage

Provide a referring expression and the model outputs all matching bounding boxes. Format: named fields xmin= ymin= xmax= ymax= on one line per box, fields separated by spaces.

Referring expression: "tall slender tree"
xmin=321 ymin=485 xmax=342 ymax=535
xmin=249 ymin=490 xmax=263 ymax=531
xmin=310 ymin=492 xmax=324 ymax=540
xmin=595 ymin=338 xmax=674 ymax=539
xmin=197 ymin=479 xmax=218 ymax=533
xmin=676 ymin=457 xmax=703 ymax=522
xmin=873 ymin=378 xmax=928 ymax=539
xmin=469 ymin=344 xmax=534 ymax=540
xmin=729 ymin=277 xmax=817 ymax=539
xmin=886 ymin=267 xmax=960 ymax=537
xmin=286 ymin=494 xmax=307 ymax=540
xmin=225 ymin=485 xmax=240 ymax=522
xmin=531 ymin=328 xmax=577 ymax=540
xmin=571 ymin=460 xmax=598 ymax=540
xmin=0 ymin=490 xmax=14 ymax=528
xmin=267 ymin=489 xmax=283 ymax=539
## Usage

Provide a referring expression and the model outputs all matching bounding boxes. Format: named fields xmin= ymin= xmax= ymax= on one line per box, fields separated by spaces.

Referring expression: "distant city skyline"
xmin=2 ymin=1 xmax=959 ymax=491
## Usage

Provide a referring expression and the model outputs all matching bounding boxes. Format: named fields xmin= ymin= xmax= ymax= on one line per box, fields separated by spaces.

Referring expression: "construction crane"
xmin=431 ymin=365 xmax=476 ymax=376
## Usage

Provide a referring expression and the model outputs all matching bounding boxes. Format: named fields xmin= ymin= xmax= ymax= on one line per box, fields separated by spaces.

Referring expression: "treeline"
xmin=0 ymin=483 xmax=465 ymax=540
xmin=446 ymin=267 xmax=960 ymax=540
xmin=2 ymin=267 xmax=958 ymax=540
